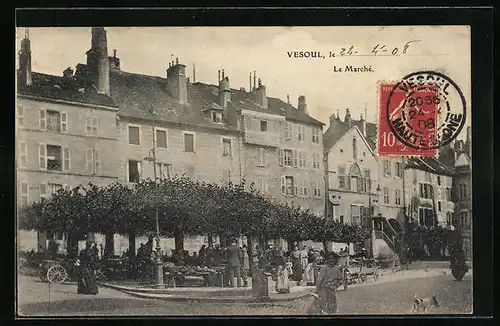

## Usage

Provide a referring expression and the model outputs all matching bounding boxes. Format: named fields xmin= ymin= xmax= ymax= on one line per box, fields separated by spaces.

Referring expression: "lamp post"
xmin=143 ymin=108 xmax=163 ymax=287
xmin=368 ymin=177 xmax=381 ymax=258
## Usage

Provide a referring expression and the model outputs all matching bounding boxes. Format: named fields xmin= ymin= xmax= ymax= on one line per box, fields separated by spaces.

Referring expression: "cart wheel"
xmin=373 ymin=269 xmax=379 ymax=281
xmin=359 ymin=273 xmax=367 ymax=283
xmin=47 ymin=264 xmax=68 ymax=284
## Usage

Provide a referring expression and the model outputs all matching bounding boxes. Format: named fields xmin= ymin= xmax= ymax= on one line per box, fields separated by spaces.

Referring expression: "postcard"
xmin=16 ymin=25 xmax=472 ymax=316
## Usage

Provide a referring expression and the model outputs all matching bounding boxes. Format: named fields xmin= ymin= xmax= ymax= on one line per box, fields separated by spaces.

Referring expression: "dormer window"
xmin=212 ymin=111 xmax=223 ymax=123
xmin=260 ymin=120 xmax=268 ymax=132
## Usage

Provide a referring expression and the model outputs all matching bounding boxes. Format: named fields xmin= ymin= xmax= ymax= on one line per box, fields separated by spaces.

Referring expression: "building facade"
xmin=453 ymin=152 xmax=472 ymax=259
xmin=16 ymin=27 xmax=325 ymax=255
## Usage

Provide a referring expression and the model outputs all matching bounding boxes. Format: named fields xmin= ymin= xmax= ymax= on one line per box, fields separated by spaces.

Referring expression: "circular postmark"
xmin=385 ymin=71 xmax=466 ymax=150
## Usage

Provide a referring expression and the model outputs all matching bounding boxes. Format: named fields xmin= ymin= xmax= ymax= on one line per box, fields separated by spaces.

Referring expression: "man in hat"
xmin=226 ymin=239 xmax=242 ymax=287
xmin=314 ymin=251 xmax=343 ymax=314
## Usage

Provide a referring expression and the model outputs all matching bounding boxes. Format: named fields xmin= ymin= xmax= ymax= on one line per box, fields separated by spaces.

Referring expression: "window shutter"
xmin=61 ymin=112 xmax=68 ymax=133
xmin=39 ymin=110 xmax=46 ymax=130
xmin=281 ymin=176 xmax=286 ymax=194
xmin=137 ymin=161 xmax=142 ymax=180
xmin=293 ymin=177 xmax=298 ymax=195
xmin=86 ymin=149 xmax=93 ymax=173
xmin=346 ymin=176 xmax=351 ymax=191
xmin=293 ymin=150 xmax=298 ymax=167
xmin=279 ymin=148 xmax=284 ymax=166
xmin=18 ymin=142 xmax=27 ymax=168
xmin=94 ymin=150 xmax=100 ymax=174
xmin=38 ymin=143 xmax=46 ymax=169
xmin=40 ymin=183 xmax=47 ymax=200
xmin=63 ymin=147 xmax=70 ymax=171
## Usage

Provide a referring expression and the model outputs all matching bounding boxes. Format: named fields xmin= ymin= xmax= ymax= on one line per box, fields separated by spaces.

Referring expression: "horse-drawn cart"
xmin=38 ymin=258 xmax=107 ymax=284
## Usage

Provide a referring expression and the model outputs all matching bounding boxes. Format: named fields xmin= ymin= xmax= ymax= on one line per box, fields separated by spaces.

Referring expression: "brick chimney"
xmin=252 ymin=78 xmax=267 ymax=108
xmin=219 ymin=69 xmax=231 ymax=111
xmin=18 ymin=29 xmax=32 ymax=87
xmin=108 ymin=49 xmax=121 ymax=71
xmin=359 ymin=113 xmax=366 ymax=137
xmin=329 ymin=113 xmax=337 ymax=126
xmin=298 ymin=95 xmax=308 ymax=114
xmin=86 ymin=27 xmax=110 ymax=95
xmin=166 ymin=58 xmax=188 ymax=104
xmin=345 ymin=108 xmax=352 ymax=127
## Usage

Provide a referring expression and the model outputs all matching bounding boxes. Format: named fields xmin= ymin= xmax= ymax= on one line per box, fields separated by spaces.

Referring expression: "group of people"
xmin=75 ymin=242 xmax=100 ymax=295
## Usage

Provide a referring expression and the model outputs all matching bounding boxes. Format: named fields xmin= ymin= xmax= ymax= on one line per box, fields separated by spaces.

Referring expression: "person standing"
xmin=77 ymin=243 xmax=99 ymax=295
xmin=226 ymin=239 xmax=241 ymax=287
xmin=301 ymin=246 xmax=309 ymax=271
xmin=314 ymin=252 xmax=343 ymax=314
xmin=291 ymin=245 xmax=303 ymax=285
xmin=240 ymin=244 xmax=250 ymax=287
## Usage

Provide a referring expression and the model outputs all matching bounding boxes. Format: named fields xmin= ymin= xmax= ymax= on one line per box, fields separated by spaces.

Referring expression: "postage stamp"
xmin=378 ymin=71 xmax=467 ymax=156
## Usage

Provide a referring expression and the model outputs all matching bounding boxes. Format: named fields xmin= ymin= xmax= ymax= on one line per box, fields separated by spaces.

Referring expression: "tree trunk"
xmin=220 ymin=233 xmax=227 ymax=248
xmin=207 ymin=235 xmax=213 ymax=247
xmin=287 ymin=239 xmax=295 ymax=252
xmin=174 ymin=226 xmax=184 ymax=254
xmin=322 ymin=240 xmax=329 ymax=254
xmin=128 ymin=230 xmax=136 ymax=259
xmin=104 ymin=231 xmax=115 ymax=258
xmin=66 ymin=230 xmax=79 ymax=258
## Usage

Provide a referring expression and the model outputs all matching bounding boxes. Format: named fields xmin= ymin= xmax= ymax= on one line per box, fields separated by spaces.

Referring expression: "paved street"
xmin=17 ymin=273 xmax=472 ymax=316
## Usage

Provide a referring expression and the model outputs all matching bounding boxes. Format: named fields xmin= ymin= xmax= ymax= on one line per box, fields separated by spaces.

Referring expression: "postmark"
xmin=378 ymin=71 xmax=466 ymax=156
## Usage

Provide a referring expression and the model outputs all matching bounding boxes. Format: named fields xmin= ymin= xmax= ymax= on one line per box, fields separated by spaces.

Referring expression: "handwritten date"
xmin=329 ymin=40 xmax=421 ymax=57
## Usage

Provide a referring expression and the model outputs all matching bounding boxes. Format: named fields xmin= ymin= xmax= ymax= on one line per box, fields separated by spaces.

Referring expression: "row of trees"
xmin=19 ymin=177 xmax=370 ymax=257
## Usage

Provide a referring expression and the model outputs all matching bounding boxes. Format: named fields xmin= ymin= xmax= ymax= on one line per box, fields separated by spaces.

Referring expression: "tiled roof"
xmin=17 ymin=71 xmax=118 ymax=108
xmin=323 ymin=120 xmax=350 ymax=151
xmin=406 ymin=157 xmax=455 ymax=176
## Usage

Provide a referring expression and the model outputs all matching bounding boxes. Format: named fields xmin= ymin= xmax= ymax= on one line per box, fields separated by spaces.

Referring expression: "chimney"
xmin=166 ymin=58 xmax=188 ymax=104
xmin=62 ymin=67 xmax=74 ymax=78
xmin=345 ymin=108 xmax=352 ymax=127
xmin=329 ymin=113 xmax=337 ymax=126
xmin=359 ymin=113 xmax=366 ymax=137
xmin=108 ymin=49 xmax=121 ymax=71
xmin=337 ymin=109 xmax=340 ymax=120
xmin=18 ymin=28 xmax=32 ymax=87
xmin=252 ymin=78 xmax=267 ymax=108
xmin=219 ymin=72 xmax=231 ymax=108
xmin=287 ymin=94 xmax=290 ymax=104
xmin=193 ymin=63 xmax=196 ymax=83
xmin=249 ymin=72 xmax=252 ymax=92
xmin=86 ymin=27 xmax=110 ymax=95
xmin=297 ymin=95 xmax=308 ymax=114
xmin=253 ymin=70 xmax=256 ymax=91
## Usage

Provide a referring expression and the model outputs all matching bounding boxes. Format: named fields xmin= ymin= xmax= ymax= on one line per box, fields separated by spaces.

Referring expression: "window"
xmin=363 ymin=169 xmax=371 ymax=192
xmin=17 ymin=106 xmax=24 ymax=127
xmin=419 ymin=183 xmax=434 ymax=199
xmin=128 ymin=160 xmax=141 ymax=183
xmin=222 ymin=169 xmax=231 ymax=185
xmin=395 ymin=162 xmax=403 ymax=177
xmin=446 ymin=212 xmax=453 ymax=227
xmin=297 ymin=125 xmax=305 ymax=141
xmin=446 ymin=187 xmax=452 ymax=201
xmin=86 ymin=116 xmax=98 ymax=136
xmin=418 ymin=208 xmax=434 ymax=227
xmin=184 ymin=133 xmax=195 ymax=152
xmin=222 ymin=138 xmax=232 ymax=157
xmin=260 ymin=120 xmax=268 ymax=132
xmin=383 ymin=160 xmax=392 ymax=176
xmin=128 ymin=125 xmax=140 ymax=145
xmin=338 ymin=165 xmax=346 ymax=189
xmin=156 ymin=163 xmax=173 ymax=180
xmin=20 ymin=182 xmax=28 ymax=207
xmin=283 ymin=149 xmax=293 ymax=166
xmin=438 ymin=201 xmax=442 ymax=212
xmin=437 ymin=176 xmax=441 ymax=186
xmin=332 ymin=205 xmax=340 ymax=222
xmin=395 ymin=189 xmax=402 ymax=205
xmin=258 ymin=148 xmax=266 ymax=167
xmin=42 ymin=110 xmax=67 ymax=133
xmin=460 ymin=211 xmax=470 ymax=229
xmin=458 ymin=184 xmax=467 ymax=199
xmin=312 ymin=128 xmax=320 ymax=144
xmin=383 ymin=187 xmax=390 ymax=204
xmin=312 ymin=153 xmax=321 ymax=169
xmin=298 ymin=178 xmax=308 ymax=196
xmin=349 ymin=164 xmax=362 ymax=192
xmin=352 ymin=138 xmax=357 ymax=160
xmin=40 ymin=144 xmax=69 ymax=171
xmin=298 ymin=151 xmax=307 ymax=168
xmin=351 ymin=205 xmax=362 ymax=226
xmin=256 ymin=178 xmax=268 ymax=194
xmin=155 ymin=128 xmax=168 ymax=148
xmin=86 ymin=149 xmax=100 ymax=175
xmin=18 ymin=141 xmax=27 ymax=168
xmin=48 ymin=183 xmax=63 ymax=196
xmin=281 ymin=176 xmax=296 ymax=195
xmin=312 ymin=180 xmax=321 ymax=197
xmin=283 ymin=122 xmax=292 ymax=140
xmin=339 ymin=215 xmax=344 ymax=224
xmin=212 ymin=111 xmax=222 ymax=123
xmin=39 ymin=184 xmax=48 ymax=201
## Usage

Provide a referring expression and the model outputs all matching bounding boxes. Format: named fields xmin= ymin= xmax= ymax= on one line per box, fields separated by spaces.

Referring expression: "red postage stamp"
xmin=379 ymin=82 xmax=438 ymax=156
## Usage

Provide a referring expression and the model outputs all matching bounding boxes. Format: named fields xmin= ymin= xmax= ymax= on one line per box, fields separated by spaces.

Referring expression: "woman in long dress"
xmin=77 ymin=245 xmax=99 ymax=295
xmin=314 ymin=252 xmax=343 ymax=314
xmin=291 ymin=246 xmax=303 ymax=285
xmin=302 ymin=254 xmax=316 ymax=286
xmin=275 ymin=265 xmax=291 ymax=294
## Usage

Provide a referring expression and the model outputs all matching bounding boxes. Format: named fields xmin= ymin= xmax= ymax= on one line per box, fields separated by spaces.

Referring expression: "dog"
xmin=411 ymin=295 xmax=439 ymax=313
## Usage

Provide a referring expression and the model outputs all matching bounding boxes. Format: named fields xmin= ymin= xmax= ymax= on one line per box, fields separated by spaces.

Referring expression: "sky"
xmin=16 ymin=26 xmax=471 ymax=140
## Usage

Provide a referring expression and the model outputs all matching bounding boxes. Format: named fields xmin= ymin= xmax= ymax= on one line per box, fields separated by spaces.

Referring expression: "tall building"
xmin=324 ymin=109 xmax=379 ymax=254
xmin=16 ymin=28 xmax=325 ymax=254
xmin=16 ymin=30 xmax=120 ymax=253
